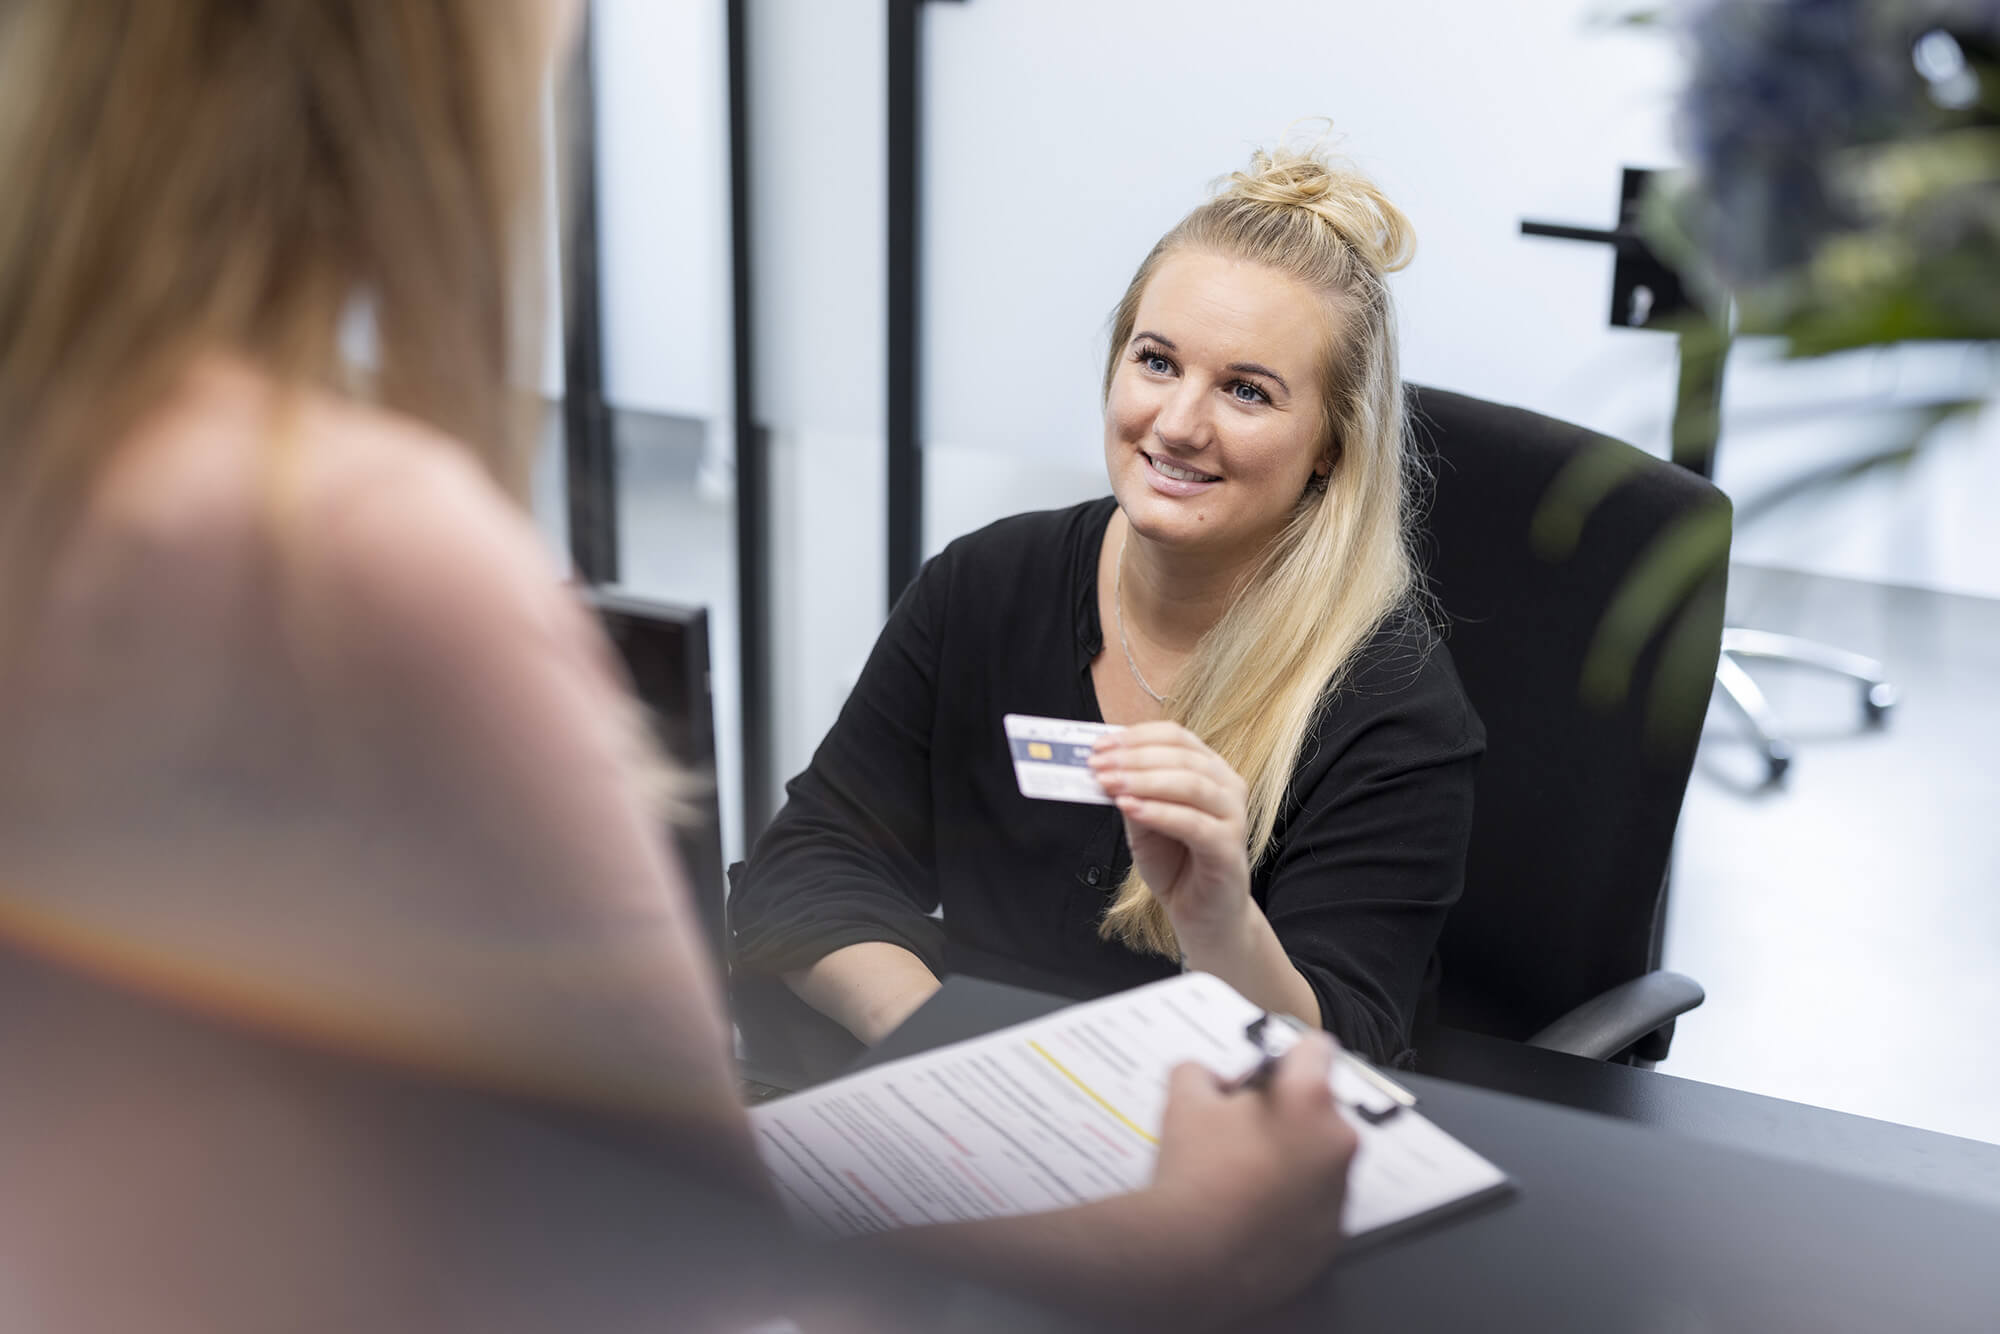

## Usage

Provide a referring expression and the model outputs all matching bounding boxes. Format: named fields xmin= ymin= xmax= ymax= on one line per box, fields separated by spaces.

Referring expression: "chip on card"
xmin=1002 ymin=713 xmax=1122 ymax=805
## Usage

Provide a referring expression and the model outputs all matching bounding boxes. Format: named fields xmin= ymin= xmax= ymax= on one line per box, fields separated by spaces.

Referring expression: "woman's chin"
xmin=1119 ymin=494 xmax=1221 ymax=547
xmin=1118 ymin=490 xmax=1293 ymax=564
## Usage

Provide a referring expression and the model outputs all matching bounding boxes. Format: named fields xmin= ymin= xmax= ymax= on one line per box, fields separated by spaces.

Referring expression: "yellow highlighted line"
xmin=1027 ymin=1040 xmax=1158 ymax=1145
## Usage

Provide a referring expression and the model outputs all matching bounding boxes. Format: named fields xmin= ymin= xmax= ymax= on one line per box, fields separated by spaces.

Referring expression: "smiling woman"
xmin=1093 ymin=146 xmax=1428 ymax=965
xmin=731 ymin=138 xmax=1483 ymax=1067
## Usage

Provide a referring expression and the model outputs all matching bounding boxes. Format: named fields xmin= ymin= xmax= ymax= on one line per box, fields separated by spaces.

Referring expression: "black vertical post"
xmin=885 ymin=0 xmax=963 ymax=602
xmin=560 ymin=8 xmax=618 ymax=585
xmin=1670 ymin=323 xmax=1732 ymax=481
xmin=886 ymin=0 xmax=924 ymax=603
xmin=728 ymin=0 xmax=774 ymax=840
xmin=1522 ymin=167 xmax=1729 ymax=477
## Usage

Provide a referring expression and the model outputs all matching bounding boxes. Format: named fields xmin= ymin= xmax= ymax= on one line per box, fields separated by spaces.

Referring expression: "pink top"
xmin=0 ymin=361 xmax=758 ymax=1329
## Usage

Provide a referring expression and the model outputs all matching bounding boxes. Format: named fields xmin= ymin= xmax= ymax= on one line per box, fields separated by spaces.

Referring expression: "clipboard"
xmin=747 ymin=972 xmax=1514 ymax=1245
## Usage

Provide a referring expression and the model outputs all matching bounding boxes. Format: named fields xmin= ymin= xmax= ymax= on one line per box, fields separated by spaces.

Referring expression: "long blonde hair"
xmin=0 ymin=0 xmax=551 ymax=626
xmin=1099 ymin=136 xmax=1427 ymax=958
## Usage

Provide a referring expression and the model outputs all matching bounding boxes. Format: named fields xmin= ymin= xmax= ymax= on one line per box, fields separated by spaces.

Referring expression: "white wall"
xmin=594 ymin=0 xmax=732 ymax=421
xmin=922 ymin=0 xmax=1685 ymax=473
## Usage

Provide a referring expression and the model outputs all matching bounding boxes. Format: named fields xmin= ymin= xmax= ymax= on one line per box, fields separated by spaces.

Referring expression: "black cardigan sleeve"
xmin=727 ymin=550 xmax=951 ymax=978
xmin=1256 ymin=637 xmax=1483 ymax=1066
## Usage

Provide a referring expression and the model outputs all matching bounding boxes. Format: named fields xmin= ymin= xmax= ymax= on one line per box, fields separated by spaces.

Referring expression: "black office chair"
xmin=1408 ymin=385 xmax=1729 ymax=1067
xmin=582 ymin=588 xmax=849 ymax=1093
xmin=585 ymin=588 xmax=728 ymax=961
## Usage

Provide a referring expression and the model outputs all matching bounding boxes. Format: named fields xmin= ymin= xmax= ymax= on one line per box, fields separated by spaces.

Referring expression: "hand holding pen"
xmin=1149 ymin=1031 xmax=1357 ymax=1313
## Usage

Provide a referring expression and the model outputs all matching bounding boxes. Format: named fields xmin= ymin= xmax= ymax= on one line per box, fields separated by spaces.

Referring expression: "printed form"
xmin=750 ymin=973 xmax=1508 ymax=1243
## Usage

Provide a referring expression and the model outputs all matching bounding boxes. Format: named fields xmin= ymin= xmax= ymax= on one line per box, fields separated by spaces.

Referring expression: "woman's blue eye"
xmin=1143 ymin=353 xmax=1172 ymax=374
xmin=1232 ymin=381 xmax=1268 ymax=405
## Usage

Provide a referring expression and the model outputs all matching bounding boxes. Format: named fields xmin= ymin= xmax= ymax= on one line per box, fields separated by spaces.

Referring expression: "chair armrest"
xmin=1525 ymin=971 xmax=1706 ymax=1061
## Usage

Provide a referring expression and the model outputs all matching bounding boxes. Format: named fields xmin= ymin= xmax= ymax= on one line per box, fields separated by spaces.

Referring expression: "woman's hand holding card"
xmin=1088 ymin=723 xmax=1256 ymax=945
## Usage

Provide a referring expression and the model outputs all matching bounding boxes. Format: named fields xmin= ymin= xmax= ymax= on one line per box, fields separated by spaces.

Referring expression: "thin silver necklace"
xmin=1114 ymin=537 xmax=1172 ymax=706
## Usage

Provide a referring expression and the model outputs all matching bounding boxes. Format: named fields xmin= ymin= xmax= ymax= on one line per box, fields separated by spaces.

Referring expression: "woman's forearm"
xmin=847 ymin=1188 xmax=1232 ymax=1331
xmin=1175 ymin=904 xmax=1323 ymax=1029
xmin=783 ymin=941 xmax=942 ymax=1045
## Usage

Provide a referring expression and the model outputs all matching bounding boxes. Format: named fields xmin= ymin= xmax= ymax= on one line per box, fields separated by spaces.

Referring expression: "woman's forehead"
xmin=1134 ymin=251 xmax=1330 ymax=375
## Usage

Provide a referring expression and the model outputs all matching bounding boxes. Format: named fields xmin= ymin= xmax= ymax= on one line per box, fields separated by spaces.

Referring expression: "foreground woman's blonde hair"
xmin=1099 ymin=135 xmax=1427 ymax=959
xmin=0 ymin=0 xmax=552 ymax=625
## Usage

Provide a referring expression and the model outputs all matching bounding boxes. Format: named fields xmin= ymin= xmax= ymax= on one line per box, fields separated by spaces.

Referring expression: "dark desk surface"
xmin=1415 ymin=1022 xmax=2000 ymax=1212
xmin=859 ymin=976 xmax=2000 ymax=1334
xmin=751 ymin=968 xmax=2000 ymax=1214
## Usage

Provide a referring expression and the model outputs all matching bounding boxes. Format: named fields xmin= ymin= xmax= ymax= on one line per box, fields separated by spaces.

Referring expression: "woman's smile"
xmin=1143 ymin=449 xmax=1223 ymax=495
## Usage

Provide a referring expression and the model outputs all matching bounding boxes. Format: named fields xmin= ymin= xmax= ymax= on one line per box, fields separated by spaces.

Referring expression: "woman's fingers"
xmin=1096 ymin=721 xmax=1255 ymax=909
xmin=1098 ymin=719 xmax=1188 ymax=746
xmin=1091 ymin=742 xmax=1246 ymax=809
xmin=1099 ymin=720 xmax=1207 ymax=752
xmin=1093 ymin=720 xmax=1219 ymax=765
xmin=1167 ymin=1058 xmax=1225 ymax=1107
xmin=1269 ymin=1036 xmax=1359 ymax=1172
xmin=1095 ymin=740 xmax=1237 ymax=780
xmin=1270 ymin=1033 xmax=1339 ymax=1112
xmin=1099 ymin=765 xmax=1240 ymax=821
xmin=1114 ymin=792 xmax=1235 ymax=849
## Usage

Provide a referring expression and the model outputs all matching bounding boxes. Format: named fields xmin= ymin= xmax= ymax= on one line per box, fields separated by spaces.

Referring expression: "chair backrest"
xmin=585 ymin=587 xmax=727 ymax=965
xmin=1407 ymin=386 xmax=1729 ymax=1041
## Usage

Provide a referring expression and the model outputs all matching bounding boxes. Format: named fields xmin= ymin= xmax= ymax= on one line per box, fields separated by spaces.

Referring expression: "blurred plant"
xmin=1647 ymin=0 xmax=2000 ymax=353
xmin=1543 ymin=2 xmax=2000 ymax=742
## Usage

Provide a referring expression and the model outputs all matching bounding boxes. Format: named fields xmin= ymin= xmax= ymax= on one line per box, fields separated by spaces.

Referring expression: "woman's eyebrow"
xmin=1132 ymin=331 xmax=1289 ymax=395
xmin=1228 ymin=362 xmax=1290 ymax=394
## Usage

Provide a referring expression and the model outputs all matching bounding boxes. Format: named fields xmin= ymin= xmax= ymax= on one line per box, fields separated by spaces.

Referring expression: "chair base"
xmin=1713 ymin=628 xmax=1896 ymax=786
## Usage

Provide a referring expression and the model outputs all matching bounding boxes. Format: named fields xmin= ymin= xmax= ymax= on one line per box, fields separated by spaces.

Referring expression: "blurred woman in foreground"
xmin=0 ymin=3 xmax=1353 ymax=1330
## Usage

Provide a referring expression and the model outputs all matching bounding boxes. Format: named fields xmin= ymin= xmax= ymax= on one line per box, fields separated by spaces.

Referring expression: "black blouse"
xmin=729 ymin=498 xmax=1484 ymax=1063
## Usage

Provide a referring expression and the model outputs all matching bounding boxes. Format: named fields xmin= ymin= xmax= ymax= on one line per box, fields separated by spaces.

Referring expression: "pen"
xmin=1227 ymin=1048 xmax=1285 ymax=1094
xmin=1225 ymin=1011 xmax=1306 ymax=1093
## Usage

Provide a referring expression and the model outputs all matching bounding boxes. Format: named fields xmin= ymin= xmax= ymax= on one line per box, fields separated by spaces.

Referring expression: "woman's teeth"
xmin=1149 ymin=454 xmax=1218 ymax=483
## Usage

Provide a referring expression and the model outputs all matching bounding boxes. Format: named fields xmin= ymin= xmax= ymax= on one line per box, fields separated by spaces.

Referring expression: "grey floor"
xmin=1664 ymin=564 xmax=2000 ymax=1146
xmin=541 ymin=412 xmax=2000 ymax=1148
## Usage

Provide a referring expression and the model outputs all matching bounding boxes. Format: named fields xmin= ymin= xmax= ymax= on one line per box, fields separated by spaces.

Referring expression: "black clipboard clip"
xmin=1231 ymin=1012 xmax=1420 ymax=1126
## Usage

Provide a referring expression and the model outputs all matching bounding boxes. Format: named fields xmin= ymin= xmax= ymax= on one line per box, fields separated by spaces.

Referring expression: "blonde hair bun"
xmin=1218 ymin=137 xmax=1417 ymax=275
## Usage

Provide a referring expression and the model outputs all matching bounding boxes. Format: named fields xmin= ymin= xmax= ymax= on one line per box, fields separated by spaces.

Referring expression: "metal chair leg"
xmin=1720 ymin=629 xmax=1899 ymax=726
xmin=1714 ymin=654 xmax=1793 ymax=785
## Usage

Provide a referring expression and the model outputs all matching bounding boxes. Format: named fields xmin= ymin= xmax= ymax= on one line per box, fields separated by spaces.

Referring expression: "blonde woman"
xmin=0 ymin=3 xmax=1353 ymax=1329
xmin=734 ymin=143 xmax=1484 ymax=1067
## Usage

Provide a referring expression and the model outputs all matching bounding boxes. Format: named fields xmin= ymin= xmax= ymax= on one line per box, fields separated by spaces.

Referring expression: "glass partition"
xmin=558 ymin=0 xmax=748 ymax=865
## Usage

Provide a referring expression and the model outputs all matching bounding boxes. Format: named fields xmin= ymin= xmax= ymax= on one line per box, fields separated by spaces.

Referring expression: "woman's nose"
xmin=1152 ymin=382 xmax=1211 ymax=451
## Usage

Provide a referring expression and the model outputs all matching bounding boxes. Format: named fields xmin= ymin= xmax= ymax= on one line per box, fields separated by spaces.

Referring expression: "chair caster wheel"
xmin=1763 ymin=741 xmax=1793 ymax=787
xmin=1863 ymin=682 xmax=1898 ymax=726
